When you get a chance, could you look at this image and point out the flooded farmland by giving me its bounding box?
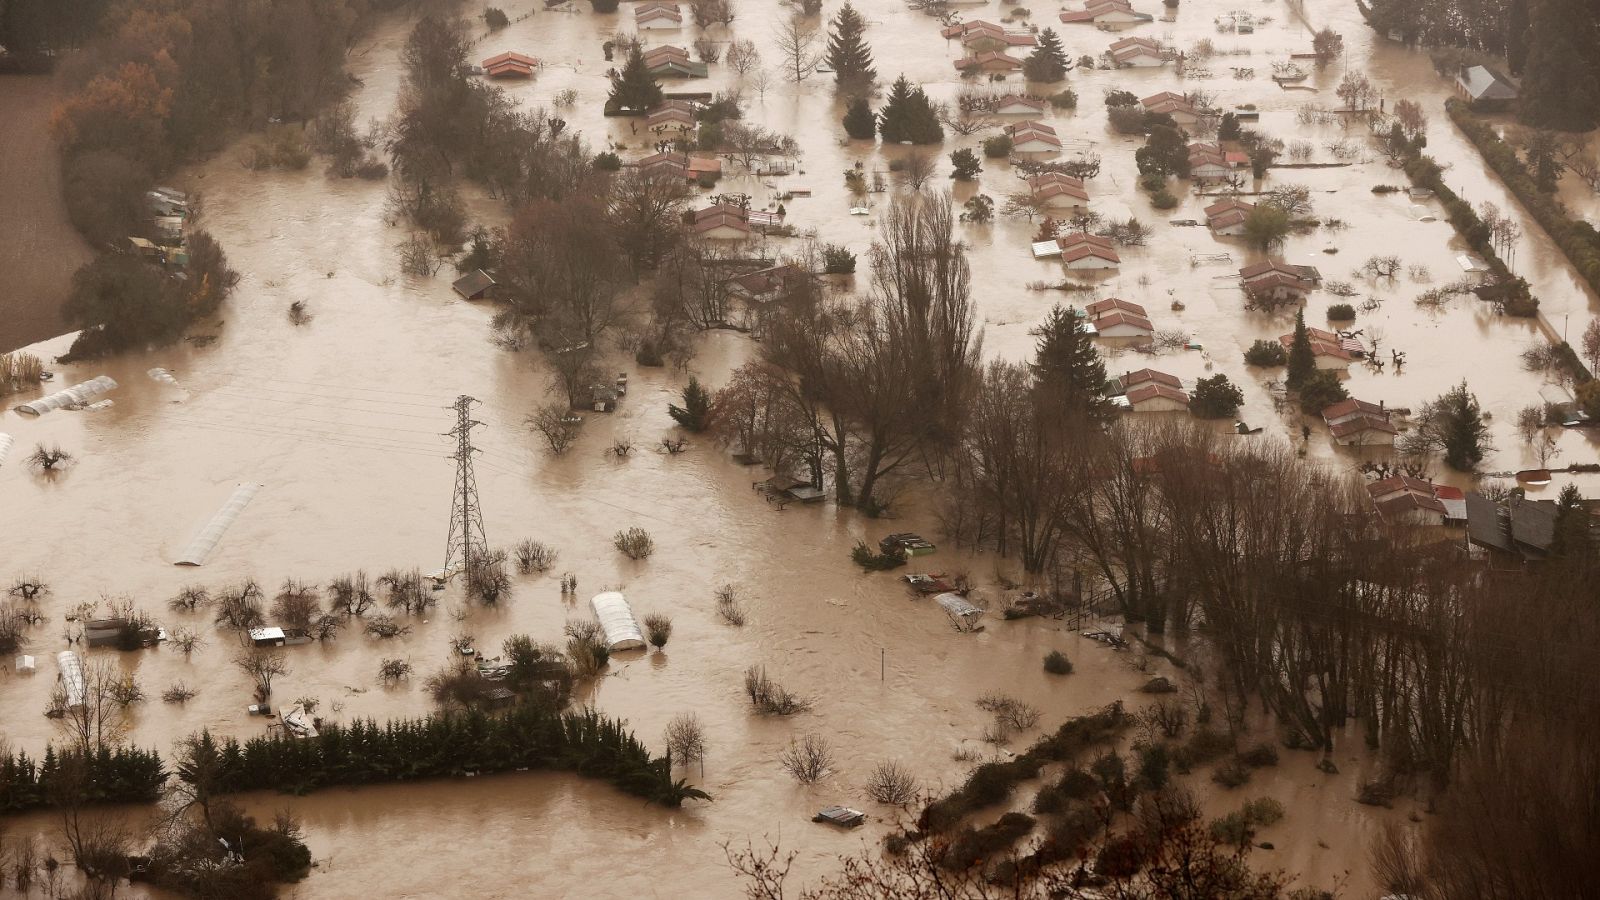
[2,0,1597,895]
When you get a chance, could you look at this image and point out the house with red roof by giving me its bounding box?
[1005,120,1062,154]
[1028,173,1090,213]
[942,20,1038,52]
[1060,0,1153,26]
[1204,198,1254,235]
[955,51,1025,75]
[482,51,538,78]
[1241,260,1321,302]
[1108,36,1166,67]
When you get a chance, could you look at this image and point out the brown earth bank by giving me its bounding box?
[0,75,92,354]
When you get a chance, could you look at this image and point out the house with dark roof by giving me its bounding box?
[452,269,496,301]
[1466,493,1557,566]
[643,46,708,78]
[1204,198,1254,235]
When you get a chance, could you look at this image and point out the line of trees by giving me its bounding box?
[0,744,166,812]
[175,705,709,806]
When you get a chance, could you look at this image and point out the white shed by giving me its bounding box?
[57,651,86,707]
[0,432,12,467]
[590,591,648,651]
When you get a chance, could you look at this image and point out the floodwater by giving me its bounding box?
[2,0,1594,895]
[0,76,93,354]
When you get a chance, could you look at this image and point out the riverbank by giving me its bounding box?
[0,75,92,354]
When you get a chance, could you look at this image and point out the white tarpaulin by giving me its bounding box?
[57,651,86,706]
[14,375,118,416]
[589,591,647,651]
[176,483,262,566]
[935,592,986,630]
[0,432,12,467]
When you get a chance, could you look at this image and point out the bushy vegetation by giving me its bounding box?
[0,745,166,812]
[614,527,655,560]
[177,706,708,806]
[1244,339,1287,367]
[1043,650,1073,674]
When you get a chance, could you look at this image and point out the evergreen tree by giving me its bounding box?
[608,46,663,113]
[1217,112,1241,142]
[1434,380,1490,471]
[1519,0,1600,131]
[1029,304,1111,419]
[842,96,877,139]
[825,2,875,86]
[668,377,712,431]
[1552,484,1590,557]
[1286,309,1314,389]
[1023,28,1068,82]
[1190,374,1243,419]
[878,75,943,144]
[1524,130,1563,192]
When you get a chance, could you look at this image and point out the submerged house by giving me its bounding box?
[1204,198,1254,235]
[1005,120,1062,154]
[1241,260,1321,302]
[1466,493,1557,566]
[1028,172,1090,213]
[482,51,538,78]
[1108,36,1166,67]
[452,269,496,300]
[645,102,697,136]
[1059,0,1153,26]
[1055,232,1121,269]
[1279,325,1357,370]
[1141,91,1200,127]
[942,20,1037,52]
[1455,65,1517,106]
[1085,298,1153,342]
[993,94,1048,115]
[643,46,708,78]
[954,51,1025,75]
[634,1,683,29]
[1126,382,1190,412]
[1367,476,1449,526]
[638,150,721,182]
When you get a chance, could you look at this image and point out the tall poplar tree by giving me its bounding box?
[1286,309,1314,389]
[825,1,875,87]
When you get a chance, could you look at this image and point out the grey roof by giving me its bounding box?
[1465,493,1513,552]
[1458,66,1517,101]
[452,269,496,299]
[1509,496,1556,553]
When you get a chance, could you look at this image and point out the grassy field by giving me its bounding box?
[0,75,92,353]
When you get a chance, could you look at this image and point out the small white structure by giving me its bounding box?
[590,591,648,651]
[0,432,12,467]
[14,375,118,416]
[934,593,985,631]
[176,483,262,566]
[15,655,36,674]
[278,703,320,738]
[249,626,288,647]
[57,651,87,707]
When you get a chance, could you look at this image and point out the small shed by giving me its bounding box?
[814,806,866,827]
[249,626,288,648]
[590,591,648,651]
[452,269,496,300]
[57,651,86,707]
[15,655,36,674]
[934,593,986,630]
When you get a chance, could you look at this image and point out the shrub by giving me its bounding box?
[589,0,619,11]
[982,134,1013,159]
[715,584,748,626]
[1173,728,1232,772]
[779,733,833,783]
[614,527,655,560]
[1296,368,1349,414]
[744,666,810,714]
[1244,339,1287,367]
[514,539,557,574]
[1048,88,1077,109]
[851,541,907,570]
[822,243,857,274]
[643,613,673,649]
[1189,374,1243,419]
[1043,650,1073,674]
[1238,743,1279,768]
[1108,105,1147,134]
[1212,758,1251,788]
[866,760,919,805]
[950,148,981,180]
[943,813,1036,870]
[1150,189,1179,210]
[1031,767,1096,813]
[1136,742,1171,791]
[1326,302,1356,321]
[379,658,413,683]
[483,7,509,29]
[594,151,622,171]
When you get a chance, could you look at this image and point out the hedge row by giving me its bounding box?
[0,745,167,813]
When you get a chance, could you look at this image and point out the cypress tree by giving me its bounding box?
[1286,309,1314,389]
[842,96,877,139]
[1023,28,1068,82]
[825,1,876,86]
[608,46,664,113]
[1436,380,1489,471]
[878,75,943,144]
[1519,0,1600,131]
[1030,304,1112,419]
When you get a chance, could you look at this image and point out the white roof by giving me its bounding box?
[1458,66,1516,101]
[590,591,647,651]
[176,483,262,566]
[250,626,287,642]
[934,592,985,625]
[13,375,118,416]
[57,651,86,707]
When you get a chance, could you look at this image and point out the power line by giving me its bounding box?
[443,395,488,573]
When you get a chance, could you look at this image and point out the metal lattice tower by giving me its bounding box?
[443,395,487,572]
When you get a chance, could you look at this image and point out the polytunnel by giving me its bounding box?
[589,591,647,651]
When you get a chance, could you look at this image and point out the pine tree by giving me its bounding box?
[842,96,877,139]
[1286,309,1314,389]
[825,1,875,86]
[608,46,664,113]
[1552,484,1590,556]
[668,377,712,431]
[1023,28,1068,82]
[878,75,943,144]
[1519,0,1600,131]
[1030,304,1111,419]
[1435,380,1489,471]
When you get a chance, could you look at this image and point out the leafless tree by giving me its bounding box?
[774,17,820,82]
[52,658,130,753]
[379,658,413,683]
[865,759,918,805]
[328,571,376,617]
[270,579,321,631]
[466,549,512,605]
[214,579,266,631]
[234,648,289,702]
[25,444,73,472]
[665,712,708,771]
[900,151,937,191]
[529,403,583,453]
[726,39,761,75]
[778,732,834,783]
[378,568,433,615]
[690,0,735,27]
[514,539,558,573]
[168,585,210,613]
[1336,72,1376,111]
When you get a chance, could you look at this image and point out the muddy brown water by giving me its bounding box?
[2,0,1593,895]
[0,76,93,354]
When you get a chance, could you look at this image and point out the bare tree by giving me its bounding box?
[726,39,761,75]
[25,444,73,472]
[234,648,289,702]
[466,549,512,604]
[328,571,376,617]
[778,732,834,782]
[899,151,937,191]
[52,658,130,753]
[774,17,820,82]
[270,579,321,631]
[529,403,582,453]
[865,759,918,805]
[665,712,708,772]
